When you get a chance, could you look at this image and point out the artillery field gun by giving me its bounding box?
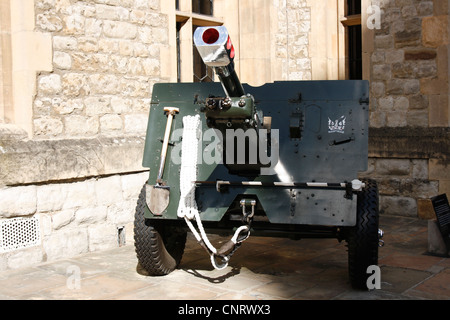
[134,26,383,289]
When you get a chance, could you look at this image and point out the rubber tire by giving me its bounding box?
[347,179,379,290]
[134,184,187,276]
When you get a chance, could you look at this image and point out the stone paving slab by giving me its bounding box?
[0,215,448,300]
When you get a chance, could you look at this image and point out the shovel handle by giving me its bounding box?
[157,107,179,182]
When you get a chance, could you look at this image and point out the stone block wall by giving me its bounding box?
[33,0,167,139]
[0,0,165,270]
[360,158,439,217]
[367,0,449,218]
[370,0,447,128]
[0,172,147,270]
[273,0,312,81]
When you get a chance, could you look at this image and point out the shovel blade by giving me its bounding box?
[146,184,170,215]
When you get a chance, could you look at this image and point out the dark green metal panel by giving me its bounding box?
[142,80,369,226]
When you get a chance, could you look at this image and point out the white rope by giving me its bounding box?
[231,226,250,243]
[210,254,229,270]
[177,115,201,220]
[177,115,251,270]
[177,115,219,255]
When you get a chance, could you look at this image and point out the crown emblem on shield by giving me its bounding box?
[328,116,346,134]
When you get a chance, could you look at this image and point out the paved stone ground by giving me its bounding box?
[0,215,448,300]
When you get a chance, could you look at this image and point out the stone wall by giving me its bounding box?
[0,0,168,270]
[33,0,167,139]
[370,0,447,128]
[0,172,147,270]
[273,0,312,81]
[360,156,439,217]
[367,0,449,218]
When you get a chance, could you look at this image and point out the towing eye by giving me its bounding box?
[201,199,255,270]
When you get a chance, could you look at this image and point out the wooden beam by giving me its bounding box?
[340,14,361,27]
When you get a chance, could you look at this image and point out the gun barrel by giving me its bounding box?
[194,26,245,97]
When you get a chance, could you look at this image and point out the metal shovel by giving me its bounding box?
[146,107,179,215]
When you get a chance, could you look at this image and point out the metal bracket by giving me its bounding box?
[345,182,353,199]
[240,198,256,223]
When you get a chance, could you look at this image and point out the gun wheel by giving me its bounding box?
[134,184,187,276]
[347,179,379,290]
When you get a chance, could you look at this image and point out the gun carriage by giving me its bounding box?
[134,26,383,289]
